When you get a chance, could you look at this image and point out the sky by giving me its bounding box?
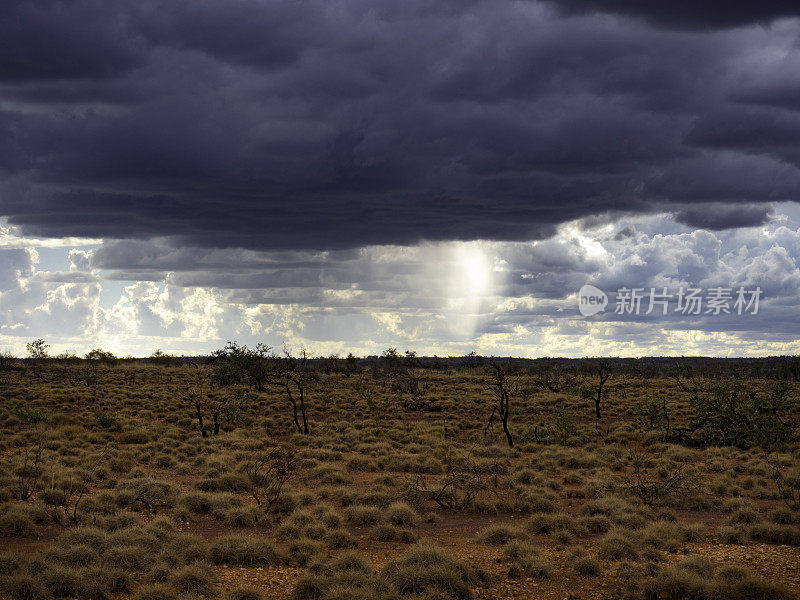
[1,0,799,358]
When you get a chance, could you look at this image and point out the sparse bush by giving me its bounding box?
[0,511,36,538]
[293,552,386,600]
[370,522,419,543]
[116,478,178,514]
[768,455,800,511]
[287,538,323,567]
[168,563,216,596]
[210,535,285,567]
[384,501,418,527]
[382,543,491,599]
[476,525,523,545]
[717,526,748,545]
[748,523,800,546]
[502,540,551,578]
[133,583,175,600]
[618,450,701,506]
[345,505,381,526]
[598,530,640,560]
[402,447,504,510]
[567,549,602,576]
[226,587,263,600]
[240,444,299,511]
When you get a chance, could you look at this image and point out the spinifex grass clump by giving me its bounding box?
[381,543,492,600]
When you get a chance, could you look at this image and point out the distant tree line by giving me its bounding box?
[3,338,798,450]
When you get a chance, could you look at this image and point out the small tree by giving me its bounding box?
[0,350,15,368]
[529,404,577,445]
[149,348,181,366]
[268,350,318,435]
[26,339,49,360]
[581,358,614,420]
[783,356,800,382]
[483,360,522,448]
[184,376,251,437]
[533,361,575,393]
[345,352,360,377]
[632,396,672,442]
[85,348,117,364]
[211,342,271,392]
[381,347,402,373]
[459,351,484,370]
[670,359,704,394]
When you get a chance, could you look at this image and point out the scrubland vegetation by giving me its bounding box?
[1,345,799,599]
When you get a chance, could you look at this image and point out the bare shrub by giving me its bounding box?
[402,446,507,510]
[617,450,702,506]
[239,444,298,512]
[768,454,800,511]
[12,439,44,501]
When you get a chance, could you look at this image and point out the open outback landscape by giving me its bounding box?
[4,1,800,599]
[1,347,799,600]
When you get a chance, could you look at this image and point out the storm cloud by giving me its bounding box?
[1,1,800,357]
[0,0,798,255]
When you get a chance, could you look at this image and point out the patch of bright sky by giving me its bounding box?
[98,279,129,310]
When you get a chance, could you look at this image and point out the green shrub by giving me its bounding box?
[689,380,797,449]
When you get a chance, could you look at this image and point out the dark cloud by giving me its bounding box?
[0,0,144,82]
[685,109,800,150]
[733,83,800,113]
[674,204,773,231]
[0,0,798,254]
[614,226,636,240]
[543,0,800,30]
